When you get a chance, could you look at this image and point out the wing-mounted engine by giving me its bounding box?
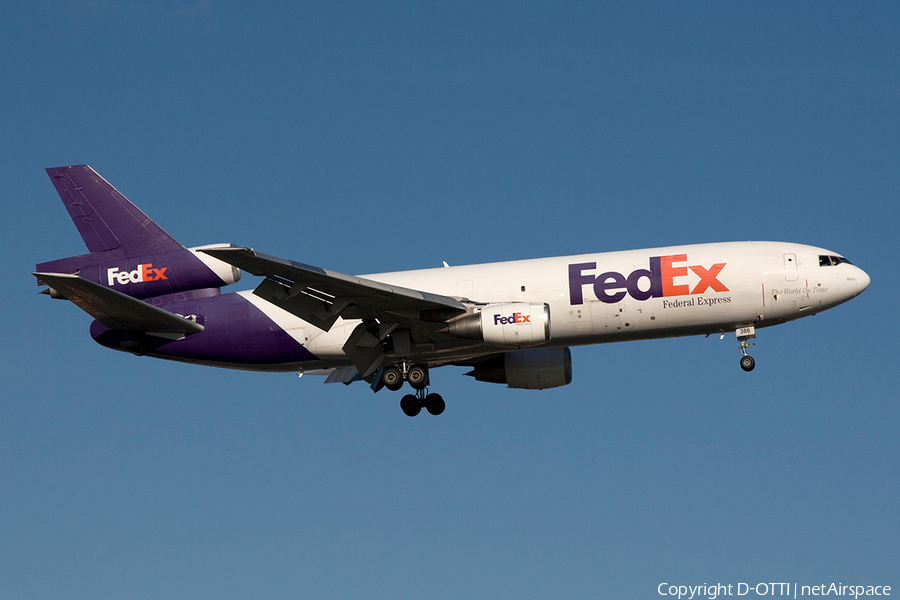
[466,347,572,389]
[447,302,550,348]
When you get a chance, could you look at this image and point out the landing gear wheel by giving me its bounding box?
[424,393,445,416]
[406,365,428,390]
[400,394,421,417]
[382,367,404,391]
[736,326,757,372]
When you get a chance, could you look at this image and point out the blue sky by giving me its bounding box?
[2,2,898,598]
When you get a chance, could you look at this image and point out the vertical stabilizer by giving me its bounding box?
[46,165,184,256]
[37,166,239,299]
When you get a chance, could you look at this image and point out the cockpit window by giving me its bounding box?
[819,255,853,267]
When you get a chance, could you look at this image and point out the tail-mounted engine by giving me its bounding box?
[447,302,550,348]
[36,243,241,300]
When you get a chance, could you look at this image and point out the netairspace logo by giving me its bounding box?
[657,582,891,599]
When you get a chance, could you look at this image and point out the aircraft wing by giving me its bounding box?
[33,272,204,335]
[201,247,467,331]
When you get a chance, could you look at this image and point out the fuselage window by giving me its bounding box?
[820,255,853,267]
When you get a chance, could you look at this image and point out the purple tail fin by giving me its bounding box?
[46,165,184,255]
[36,166,240,300]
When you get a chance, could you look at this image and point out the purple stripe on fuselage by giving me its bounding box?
[90,290,317,367]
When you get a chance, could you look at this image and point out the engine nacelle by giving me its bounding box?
[448,302,550,348]
[37,243,243,301]
[467,347,572,390]
[189,244,242,286]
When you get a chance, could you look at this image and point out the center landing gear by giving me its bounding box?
[737,325,756,372]
[400,389,445,417]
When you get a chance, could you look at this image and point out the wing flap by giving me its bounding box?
[323,366,364,384]
[202,247,466,330]
[34,272,204,335]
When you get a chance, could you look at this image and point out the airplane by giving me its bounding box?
[34,165,870,416]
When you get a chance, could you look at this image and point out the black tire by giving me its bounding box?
[425,393,445,416]
[407,365,428,390]
[740,355,756,372]
[382,367,403,391]
[400,394,421,417]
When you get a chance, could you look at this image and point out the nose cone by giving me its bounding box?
[855,267,871,296]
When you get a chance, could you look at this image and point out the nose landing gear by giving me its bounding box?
[737,326,756,372]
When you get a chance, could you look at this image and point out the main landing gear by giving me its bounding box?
[381,362,445,417]
[737,326,756,372]
[400,389,446,417]
[381,364,427,391]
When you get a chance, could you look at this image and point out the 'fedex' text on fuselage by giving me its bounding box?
[107,264,168,286]
[568,254,728,305]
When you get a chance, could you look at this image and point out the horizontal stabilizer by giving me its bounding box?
[34,272,204,335]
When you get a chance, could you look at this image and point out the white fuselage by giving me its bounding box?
[243,241,869,370]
